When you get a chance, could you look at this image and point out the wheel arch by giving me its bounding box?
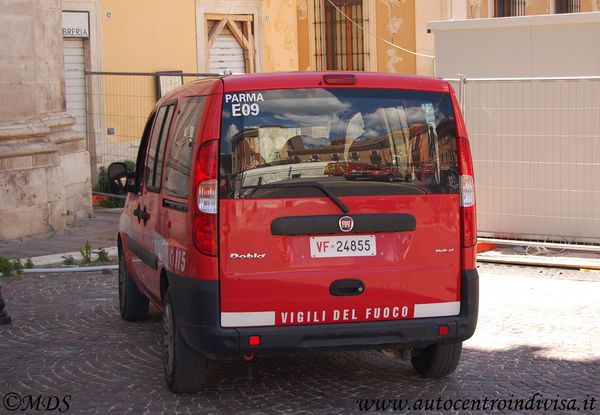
[160,267,170,305]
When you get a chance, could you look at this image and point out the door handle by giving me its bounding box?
[330,279,365,296]
[140,206,150,225]
[134,204,142,223]
[134,204,150,226]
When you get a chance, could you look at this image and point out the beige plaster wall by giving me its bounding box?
[526,0,550,15]
[415,0,445,76]
[262,0,299,72]
[467,0,490,18]
[102,0,198,72]
[582,0,600,11]
[95,0,199,181]
[296,0,311,71]
[376,0,416,74]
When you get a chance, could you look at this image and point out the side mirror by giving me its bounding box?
[108,162,131,194]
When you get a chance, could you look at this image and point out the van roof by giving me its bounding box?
[222,72,451,93]
[156,72,452,109]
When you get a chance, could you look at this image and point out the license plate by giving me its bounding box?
[310,235,377,258]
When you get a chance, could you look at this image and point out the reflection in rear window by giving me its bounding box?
[219,88,459,199]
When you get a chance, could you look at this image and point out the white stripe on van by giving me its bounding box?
[153,231,168,267]
[119,213,132,237]
[221,311,276,327]
[413,301,460,318]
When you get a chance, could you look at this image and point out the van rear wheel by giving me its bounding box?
[163,288,207,393]
[411,341,462,377]
[118,248,149,321]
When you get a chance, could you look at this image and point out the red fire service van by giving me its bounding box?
[108,72,478,393]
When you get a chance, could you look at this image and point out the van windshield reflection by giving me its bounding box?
[220,88,459,199]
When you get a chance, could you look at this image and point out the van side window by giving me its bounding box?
[145,103,176,192]
[165,96,206,198]
[133,112,156,194]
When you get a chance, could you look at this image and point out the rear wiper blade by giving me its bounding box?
[241,181,349,214]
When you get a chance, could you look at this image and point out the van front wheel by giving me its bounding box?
[410,341,462,377]
[162,288,207,393]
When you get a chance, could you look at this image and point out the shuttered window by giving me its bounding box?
[313,0,367,71]
[206,15,255,74]
[208,21,246,74]
[495,0,525,16]
[63,39,86,134]
[556,0,580,13]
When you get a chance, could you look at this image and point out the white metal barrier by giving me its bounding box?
[448,76,600,246]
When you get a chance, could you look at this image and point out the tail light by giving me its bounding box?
[193,140,219,256]
[457,137,477,248]
[323,74,357,85]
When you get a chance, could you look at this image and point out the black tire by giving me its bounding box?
[118,247,149,321]
[163,288,207,393]
[411,341,462,377]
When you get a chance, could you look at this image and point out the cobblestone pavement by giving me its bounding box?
[0,263,598,414]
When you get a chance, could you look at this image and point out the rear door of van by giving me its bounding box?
[218,77,462,328]
[162,96,208,283]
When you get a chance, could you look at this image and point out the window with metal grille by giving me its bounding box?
[556,0,580,13]
[313,0,367,71]
[495,0,525,16]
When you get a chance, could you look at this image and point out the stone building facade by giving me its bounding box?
[0,0,92,241]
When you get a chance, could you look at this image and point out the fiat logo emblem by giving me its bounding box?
[339,216,354,232]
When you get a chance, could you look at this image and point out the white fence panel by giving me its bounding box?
[455,77,600,245]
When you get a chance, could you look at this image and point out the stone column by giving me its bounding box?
[0,0,92,241]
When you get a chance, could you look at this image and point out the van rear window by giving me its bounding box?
[219,88,459,199]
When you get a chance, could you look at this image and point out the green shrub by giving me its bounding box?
[0,257,23,277]
[62,255,77,266]
[0,257,13,277]
[95,248,110,263]
[80,240,92,263]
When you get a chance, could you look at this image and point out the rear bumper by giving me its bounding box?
[167,269,478,359]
